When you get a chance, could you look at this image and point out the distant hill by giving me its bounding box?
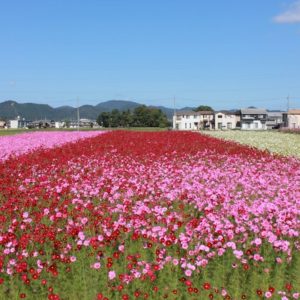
[0,99,189,121]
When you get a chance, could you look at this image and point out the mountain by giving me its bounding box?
[96,100,141,112]
[0,100,181,121]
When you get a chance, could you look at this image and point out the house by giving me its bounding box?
[266,111,285,129]
[173,110,214,130]
[283,109,300,129]
[214,111,240,130]
[27,120,52,129]
[9,120,20,129]
[240,108,268,130]
[0,120,6,128]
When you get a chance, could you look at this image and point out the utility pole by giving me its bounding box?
[76,97,80,131]
[287,94,290,112]
[173,96,177,115]
[173,96,176,130]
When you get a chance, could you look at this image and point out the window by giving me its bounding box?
[186,115,190,119]
[185,123,187,129]
[218,115,222,118]
[227,122,232,129]
[218,122,222,129]
[189,123,192,129]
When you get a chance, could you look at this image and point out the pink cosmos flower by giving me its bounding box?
[265,291,272,298]
[108,270,116,280]
[184,269,192,277]
[92,262,101,269]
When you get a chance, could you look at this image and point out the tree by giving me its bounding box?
[120,110,132,127]
[96,106,169,128]
[194,105,214,112]
[97,112,110,127]
[110,109,121,127]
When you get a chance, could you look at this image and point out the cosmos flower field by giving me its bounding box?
[0,131,299,300]
[203,131,300,159]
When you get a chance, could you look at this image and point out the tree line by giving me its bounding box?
[96,105,170,128]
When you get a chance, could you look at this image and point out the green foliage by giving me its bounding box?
[194,105,214,112]
[96,106,169,128]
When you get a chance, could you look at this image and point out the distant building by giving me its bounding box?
[55,121,64,129]
[173,110,214,130]
[240,108,268,130]
[266,111,285,129]
[283,109,300,129]
[9,120,20,129]
[79,118,97,128]
[214,111,240,130]
[27,120,52,129]
[0,120,6,128]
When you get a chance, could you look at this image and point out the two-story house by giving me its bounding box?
[173,110,214,130]
[266,111,285,129]
[240,108,268,130]
[214,111,241,130]
[283,109,300,129]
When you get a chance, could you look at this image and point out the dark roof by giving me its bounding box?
[176,110,214,116]
[241,108,267,115]
[216,110,240,115]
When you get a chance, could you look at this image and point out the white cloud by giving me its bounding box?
[273,1,300,23]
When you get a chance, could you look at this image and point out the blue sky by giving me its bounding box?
[0,0,300,110]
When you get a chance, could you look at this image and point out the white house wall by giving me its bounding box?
[173,115,213,130]
[288,115,300,128]
[215,114,239,129]
[241,121,267,130]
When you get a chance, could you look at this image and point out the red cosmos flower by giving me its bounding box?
[19,294,26,299]
[203,282,211,290]
[166,240,172,246]
[188,287,194,293]
[209,294,214,299]
[97,293,103,299]
[0,278,4,284]
[285,283,292,291]
[243,264,250,270]
[153,286,158,292]
[41,279,47,285]
[106,262,113,268]
[121,295,129,300]
[185,280,192,287]
[256,289,263,296]
[268,286,275,293]
[48,294,60,300]
[134,290,140,298]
